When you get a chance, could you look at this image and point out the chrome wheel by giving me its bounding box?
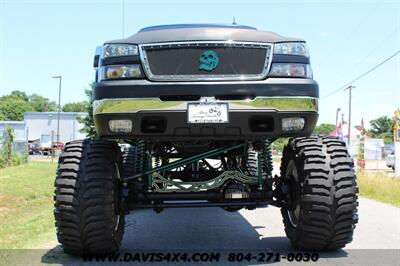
[114,163,121,232]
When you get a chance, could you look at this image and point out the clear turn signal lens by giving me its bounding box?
[100,64,143,81]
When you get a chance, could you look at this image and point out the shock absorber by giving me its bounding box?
[263,140,273,178]
[136,140,148,174]
[135,140,153,191]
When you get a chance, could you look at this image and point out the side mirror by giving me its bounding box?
[93,46,102,69]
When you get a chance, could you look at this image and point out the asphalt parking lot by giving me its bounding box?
[17,157,398,265]
[21,196,394,266]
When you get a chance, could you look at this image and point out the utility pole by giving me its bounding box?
[345,85,355,145]
[52,75,62,145]
[336,107,341,126]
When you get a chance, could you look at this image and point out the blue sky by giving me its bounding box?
[1,0,399,128]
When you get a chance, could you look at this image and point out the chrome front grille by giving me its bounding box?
[139,41,273,81]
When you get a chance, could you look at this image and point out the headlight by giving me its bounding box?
[99,64,143,80]
[269,63,312,78]
[274,42,309,57]
[102,44,139,58]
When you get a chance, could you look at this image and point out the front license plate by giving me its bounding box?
[187,103,229,123]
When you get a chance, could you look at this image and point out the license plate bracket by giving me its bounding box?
[187,103,229,124]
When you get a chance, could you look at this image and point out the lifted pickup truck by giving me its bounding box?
[54,24,358,255]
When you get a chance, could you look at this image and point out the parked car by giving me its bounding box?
[40,134,52,155]
[386,151,395,170]
[52,142,65,151]
[28,143,41,155]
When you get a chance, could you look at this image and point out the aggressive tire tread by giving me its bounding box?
[281,136,358,250]
[54,139,124,255]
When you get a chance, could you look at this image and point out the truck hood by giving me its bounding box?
[106,24,304,44]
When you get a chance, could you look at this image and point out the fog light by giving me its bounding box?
[109,120,132,133]
[282,117,305,132]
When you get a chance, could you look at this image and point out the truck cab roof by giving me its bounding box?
[106,23,303,44]
[139,24,257,32]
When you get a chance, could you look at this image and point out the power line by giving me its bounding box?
[122,0,125,38]
[349,27,400,72]
[316,0,383,65]
[321,49,400,100]
[319,27,400,92]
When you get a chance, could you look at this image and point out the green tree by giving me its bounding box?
[62,101,88,112]
[0,91,57,120]
[0,125,28,168]
[313,123,336,135]
[369,116,393,135]
[10,90,29,102]
[272,138,288,153]
[29,94,57,112]
[0,96,33,120]
[0,112,7,121]
[368,116,394,143]
[77,82,97,138]
[0,126,14,167]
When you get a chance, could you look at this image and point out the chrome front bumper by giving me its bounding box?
[93,97,318,115]
[93,96,318,140]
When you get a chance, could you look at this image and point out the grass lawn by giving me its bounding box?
[357,171,400,207]
[0,162,57,249]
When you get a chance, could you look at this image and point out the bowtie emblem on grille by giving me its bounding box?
[199,50,219,71]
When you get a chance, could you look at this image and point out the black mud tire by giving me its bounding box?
[54,139,125,255]
[280,136,358,250]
